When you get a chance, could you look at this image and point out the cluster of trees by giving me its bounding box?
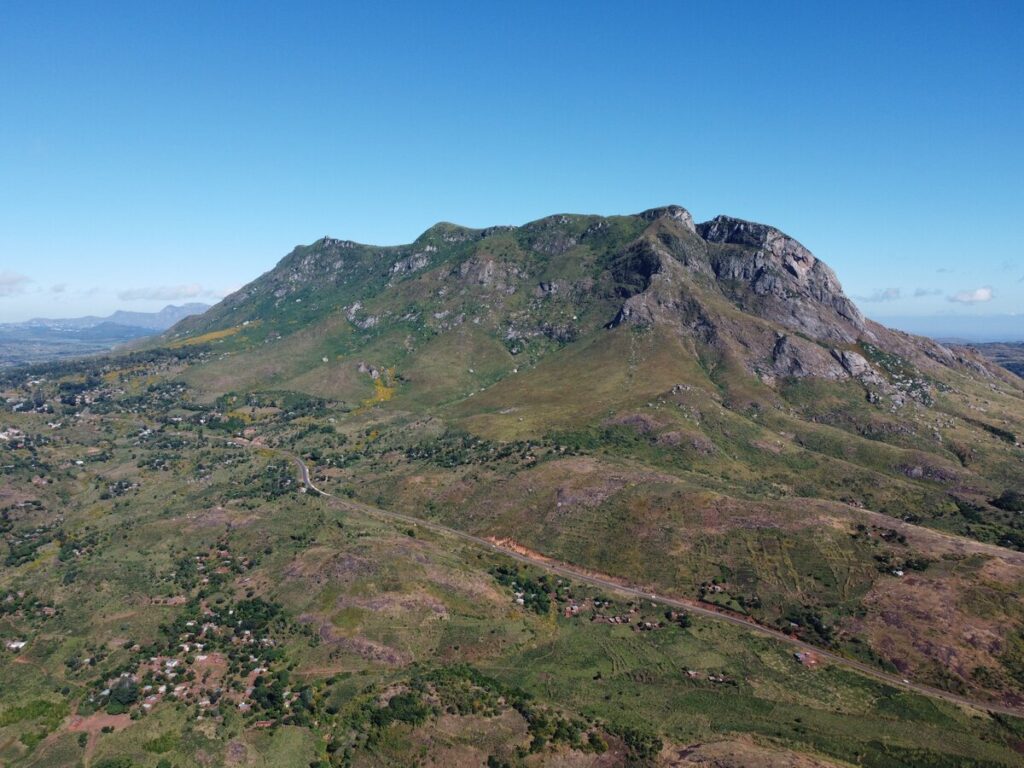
[57,529,98,562]
[4,526,55,567]
[242,462,296,500]
[783,607,834,645]
[404,430,538,468]
[323,665,649,766]
[490,565,552,615]
[105,677,140,715]
[0,589,54,617]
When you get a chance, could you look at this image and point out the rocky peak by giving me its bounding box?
[695,215,867,343]
[697,216,821,280]
[314,236,359,250]
[416,222,483,245]
[176,201,1011,399]
[637,205,696,233]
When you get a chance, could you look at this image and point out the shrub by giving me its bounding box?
[992,490,1024,512]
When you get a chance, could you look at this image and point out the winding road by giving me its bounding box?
[285,452,1024,719]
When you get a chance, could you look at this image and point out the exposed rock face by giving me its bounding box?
[833,350,874,379]
[453,256,524,294]
[771,335,846,380]
[389,247,434,278]
[832,348,891,392]
[638,205,697,233]
[697,216,868,343]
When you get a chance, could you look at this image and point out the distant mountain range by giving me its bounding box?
[0,303,210,366]
[874,314,1023,344]
[11,302,212,332]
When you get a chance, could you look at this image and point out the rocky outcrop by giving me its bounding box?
[698,216,868,343]
[389,247,435,279]
[637,205,697,233]
[770,334,846,380]
[452,256,525,294]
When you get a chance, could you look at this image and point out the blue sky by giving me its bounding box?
[1,2,1021,337]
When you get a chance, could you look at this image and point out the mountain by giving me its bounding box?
[161,204,1024,689]
[0,303,211,367]
[3,206,1024,767]
[17,302,212,332]
[170,205,1010,408]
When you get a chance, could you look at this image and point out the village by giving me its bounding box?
[80,542,306,727]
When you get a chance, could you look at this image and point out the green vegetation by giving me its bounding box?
[2,208,1023,766]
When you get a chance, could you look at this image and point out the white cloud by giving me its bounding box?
[50,283,67,294]
[117,283,209,301]
[913,288,942,297]
[862,287,901,302]
[0,271,31,297]
[948,287,994,304]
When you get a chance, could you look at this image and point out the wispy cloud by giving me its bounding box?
[117,283,211,301]
[913,288,942,297]
[861,287,901,302]
[948,287,994,304]
[50,283,67,294]
[0,271,31,297]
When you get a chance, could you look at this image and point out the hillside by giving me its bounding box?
[1,206,1023,767]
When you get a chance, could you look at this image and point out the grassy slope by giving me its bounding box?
[164,259,1024,707]
[2,399,1024,767]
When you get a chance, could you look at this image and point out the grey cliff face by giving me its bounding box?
[637,205,697,233]
[696,215,867,343]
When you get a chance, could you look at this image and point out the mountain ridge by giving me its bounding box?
[13,302,211,332]
[168,204,1012,406]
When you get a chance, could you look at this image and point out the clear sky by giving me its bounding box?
[1,1,1021,337]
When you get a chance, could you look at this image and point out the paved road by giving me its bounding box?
[286,453,1024,719]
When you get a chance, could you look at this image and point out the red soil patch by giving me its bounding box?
[66,712,131,733]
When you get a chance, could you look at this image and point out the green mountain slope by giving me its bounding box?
[2,205,1024,766]
[165,206,1024,697]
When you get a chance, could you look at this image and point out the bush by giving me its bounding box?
[992,490,1024,512]
[371,692,431,728]
[94,758,133,768]
[143,732,177,753]
[608,724,662,762]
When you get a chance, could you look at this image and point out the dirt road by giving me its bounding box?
[288,453,1024,719]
